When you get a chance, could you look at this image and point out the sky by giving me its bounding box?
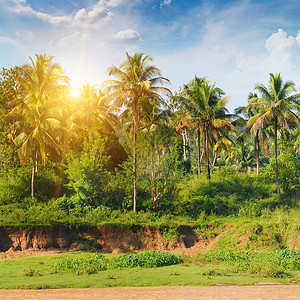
[1,0,300,112]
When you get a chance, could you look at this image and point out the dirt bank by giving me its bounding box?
[0,224,299,259]
[0,225,230,257]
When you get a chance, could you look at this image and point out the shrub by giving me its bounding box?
[173,169,277,218]
[0,167,31,204]
[197,249,300,278]
[110,251,183,268]
[261,151,300,192]
[21,267,42,277]
[50,254,108,275]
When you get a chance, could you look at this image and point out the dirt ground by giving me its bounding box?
[0,285,300,300]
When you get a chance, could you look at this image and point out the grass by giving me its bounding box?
[0,251,299,289]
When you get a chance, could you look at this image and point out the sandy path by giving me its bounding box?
[0,285,300,300]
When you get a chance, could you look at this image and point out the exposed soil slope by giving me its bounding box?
[0,224,299,259]
[0,225,230,257]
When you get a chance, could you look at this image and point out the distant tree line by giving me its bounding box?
[0,53,299,213]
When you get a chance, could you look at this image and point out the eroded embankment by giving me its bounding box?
[0,223,299,258]
[0,225,231,256]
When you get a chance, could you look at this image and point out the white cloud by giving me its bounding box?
[9,0,113,27]
[154,27,300,112]
[113,29,143,44]
[160,0,172,9]
[265,28,299,53]
[262,29,300,77]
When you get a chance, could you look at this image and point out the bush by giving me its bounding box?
[197,249,300,278]
[21,267,42,277]
[0,167,31,204]
[50,254,108,275]
[261,151,300,192]
[64,139,109,208]
[173,169,277,218]
[110,251,183,268]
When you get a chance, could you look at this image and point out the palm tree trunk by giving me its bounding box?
[255,130,260,175]
[186,129,191,174]
[204,126,210,181]
[31,159,35,200]
[274,117,281,200]
[200,149,204,165]
[197,129,201,175]
[151,151,155,210]
[211,153,217,174]
[207,156,211,181]
[133,100,140,212]
[133,126,137,212]
[182,132,187,161]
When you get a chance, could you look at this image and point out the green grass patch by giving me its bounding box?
[0,250,299,289]
[196,249,300,278]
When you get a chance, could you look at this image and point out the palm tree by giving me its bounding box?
[176,76,234,180]
[173,79,208,175]
[103,52,171,211]
[9,54,69,199]
[247,73,300,199]
[138,97,174,209]
[212,135,233,172]
[70,84,119,131]
[236,92,269,175]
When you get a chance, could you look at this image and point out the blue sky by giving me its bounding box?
[1,0,300,111]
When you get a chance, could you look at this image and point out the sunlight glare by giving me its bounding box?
[70,86,81,99]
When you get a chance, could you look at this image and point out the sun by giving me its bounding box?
[70,87,81,99]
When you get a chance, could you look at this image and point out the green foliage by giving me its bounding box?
[50,254,108,275]
[110,251,183,269]
[3,251,300,289]
[34,165,65,201]
[162,226,179,243]
[137,133,181,211]
[201,269,223,276]
[21,267,42,277]
[261,149,300,192]
[0,200,70,226]
[0,167,31,204]
[0,164,65,204]
[64,133,110,208]
[174,168,278,218]
[49,251,182,276]
[106,158,134,210]
[197,249,300,278]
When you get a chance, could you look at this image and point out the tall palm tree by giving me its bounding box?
[236,92,269,175]
[247,73,300,199]
[174,115,193,173]
[173,78,208,175]
[9,54,69,199]
[138,97,174,209]
[176,76,234,180]
[103,52,171,212]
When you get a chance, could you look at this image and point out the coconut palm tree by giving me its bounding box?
[70,84,120,135]
[9,54,69,199]
[236,92,269,175]
[173,78,208,175]
[103,52,171,212]
[247,73,300,199]
[176,76,234,180]
[137,97,174,209]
